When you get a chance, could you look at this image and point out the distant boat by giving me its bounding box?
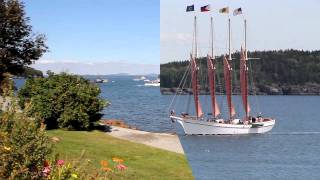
[145,79,160,87]
[133,76,146,81]
[95,78,108,83]
[169,16,275,135]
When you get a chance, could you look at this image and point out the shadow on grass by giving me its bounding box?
[88,123,112,132]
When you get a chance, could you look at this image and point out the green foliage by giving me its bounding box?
[17,66,43,78]
[0,0,47,86]
[160,50,320,93]
[18,73,107,130]
[0,100,52,179]
[0,73,14,96]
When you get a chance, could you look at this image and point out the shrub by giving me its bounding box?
[0,101,52,179]
[18,73,107,130]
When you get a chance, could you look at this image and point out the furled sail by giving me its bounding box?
[240,47,250,119]
[207,55,220,118]
[223,55,236,118]
[191,55,203,118]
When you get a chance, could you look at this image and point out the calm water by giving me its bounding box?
[15,77,320,179]
[93,76,174,132]
[175,96,320,180]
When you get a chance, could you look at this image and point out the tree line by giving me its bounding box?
[160,50,320,95]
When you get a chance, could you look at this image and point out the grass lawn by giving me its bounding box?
[47,130,194,180]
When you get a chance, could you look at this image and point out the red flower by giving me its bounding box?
[57,159,65,166]
[116,164,127,170]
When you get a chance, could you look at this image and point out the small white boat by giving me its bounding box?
[133,76,146,81]
[169,16,275,135]
[144,79,160,87]
[95,78,108,83]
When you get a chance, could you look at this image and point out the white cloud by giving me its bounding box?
[31,60,159,75]
[161,32,192,44]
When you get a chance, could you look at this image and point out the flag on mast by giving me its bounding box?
[233,8,242,16]
[186,5,195,12]
[219,7,229,14]
[200,5,210,12]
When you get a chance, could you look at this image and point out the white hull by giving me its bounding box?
[171,116,275,135]
[144,83,160,87]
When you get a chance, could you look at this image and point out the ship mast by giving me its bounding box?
[240,19,250,122]
[244,19,248,60]
[210,17,214,57]
[228,18,231,60]
[191,16,203,119]
[223,18,236,120]
[207,17,220,118]
[194,16,198,58]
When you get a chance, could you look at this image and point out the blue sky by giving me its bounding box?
[25,0,159,65]
[161,0,320,62]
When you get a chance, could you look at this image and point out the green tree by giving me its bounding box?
[0,0,47,92]
[18,73,107,130]
[160,50,320,94]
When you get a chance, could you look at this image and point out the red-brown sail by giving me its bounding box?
[207,55,220,118]
[240,48,250,120]
[191,55,203,118]
[223,55,236,119]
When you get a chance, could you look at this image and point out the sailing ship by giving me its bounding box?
[169,15,275,135]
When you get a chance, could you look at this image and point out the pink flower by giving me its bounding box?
[42,166,51,177]
[116,164,127,170]
[57,159,65,166]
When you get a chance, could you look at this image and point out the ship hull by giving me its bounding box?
[171,116,275,135]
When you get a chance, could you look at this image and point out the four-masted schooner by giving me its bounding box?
[169,14,275,135]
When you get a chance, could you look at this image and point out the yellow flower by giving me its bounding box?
[4,146,11,151]
[112,157,124,163]
[71,173,78,179]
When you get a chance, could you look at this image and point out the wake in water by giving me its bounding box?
[269,132,320,135]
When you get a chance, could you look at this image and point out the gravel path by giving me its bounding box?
[107,126,184,154]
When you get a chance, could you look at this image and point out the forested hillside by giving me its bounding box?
[160,50,320,95]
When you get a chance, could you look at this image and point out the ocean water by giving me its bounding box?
[14,77,320,179]
[92,76,174,132]
[174,96,320,180]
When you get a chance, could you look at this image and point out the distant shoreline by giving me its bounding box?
[160,84,320,95]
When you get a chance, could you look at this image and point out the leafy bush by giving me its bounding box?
[0,101,52,179]
[0,73,14,96]
[18,73,107,130]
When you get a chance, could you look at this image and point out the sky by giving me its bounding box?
[24,0,159,74]
[161,0,320,63]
